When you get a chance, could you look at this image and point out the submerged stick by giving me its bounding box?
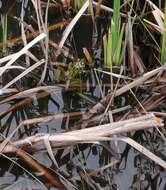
[0,22,67,50]
[16,148,68,190]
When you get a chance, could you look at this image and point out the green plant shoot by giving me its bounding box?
[103,0,124,68]
[161,1,166,64]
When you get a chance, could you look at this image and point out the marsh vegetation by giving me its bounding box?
[0,0,166,189]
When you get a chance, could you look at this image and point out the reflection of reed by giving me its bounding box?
[0,0,17,16]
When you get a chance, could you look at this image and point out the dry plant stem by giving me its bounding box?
[16,148,67,190]
[0,51,39,65]
[40,1,62,8]
[101,68,124,124]
[83,48,93,64]
[0,54,16,65]
[133,49,145,73]
[65,114,162,137]
[2,114,165,169]
[127,15,135,75]
[21,112,81,126]
[95,0,103,16]
[0,83,91,118]
[0,86,62,105]
[0,84,84,118]
[87,160,119,177]
[1,114,163,154]
[0,33,46,77]
[0,91,50,118]
[0,82,86,106]
[0,88,18,94]
[92,1,127,18]
[95,69,132,79]
[143,19,162,34]
[0,22,67,48]
[140,94,165,111]
[31,0,45,55]
[39,0,50,83]
[152,10,164,30]
[119,137,166,169]
[114,66,164,96]
[146,0,164,18]
[58,0,89,49]
[0,111,81,153]
[49,39,74,60]
[2,59,45,90]
[81,66,165,121]
[152,111,166,117]
[21,1,29,66]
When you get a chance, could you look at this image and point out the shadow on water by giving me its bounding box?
[0,1,165,189]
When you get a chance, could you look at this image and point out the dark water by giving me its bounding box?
[0,90,165,190]
[0,1,166,190]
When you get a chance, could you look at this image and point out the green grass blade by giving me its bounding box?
[103,0,123,68]
[113,24,125,65]
[161,1,166,64]
[111,19,116,56]
[112,0,120,53]
[113,0,120,31]
[107,26,112,68]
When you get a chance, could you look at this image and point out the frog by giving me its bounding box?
[68,58,86,78]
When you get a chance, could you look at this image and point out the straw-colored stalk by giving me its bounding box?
[2,14,8,52]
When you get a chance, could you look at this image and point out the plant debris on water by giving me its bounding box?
[0,0,166,189]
